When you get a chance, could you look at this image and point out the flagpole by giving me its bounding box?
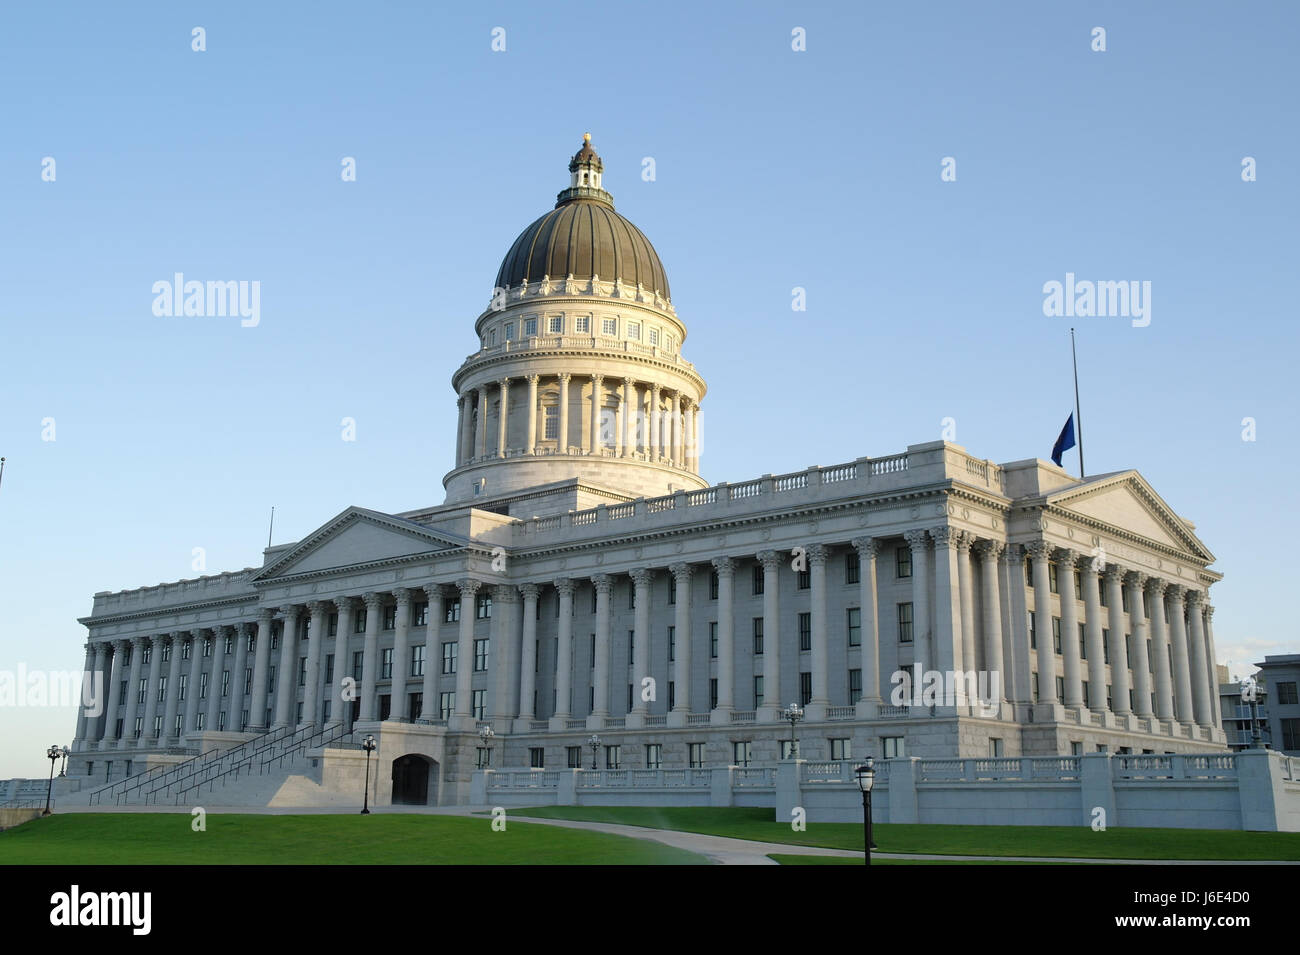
[1071,327,1085,478]
[267,506,275,549]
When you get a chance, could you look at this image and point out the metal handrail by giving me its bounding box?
[148,726,300,803]
[167,724,348,804]
[128,726,293,805]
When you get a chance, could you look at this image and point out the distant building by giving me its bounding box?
[1256,655,1300,755]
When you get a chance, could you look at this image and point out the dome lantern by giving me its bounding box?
[555,132,614,208]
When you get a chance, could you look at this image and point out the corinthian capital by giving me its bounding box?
[552,577,575,597]
[711,556,735,577]
[1022,540,1053,561]
[590,574,613,595]
[930,526,958,549]
[668,562,693,581]
[805,543,828,566]
[976,539,1005,562]
[851,536,880,559]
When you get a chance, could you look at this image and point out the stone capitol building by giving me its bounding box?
[68,136,1228,807]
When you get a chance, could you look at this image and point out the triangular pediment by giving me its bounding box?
[1045,472,1213,562]
[253,507,466,581]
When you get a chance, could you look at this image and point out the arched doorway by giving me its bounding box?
[391,754,436,806]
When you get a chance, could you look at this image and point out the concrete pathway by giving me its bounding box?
[45,803,1299,865]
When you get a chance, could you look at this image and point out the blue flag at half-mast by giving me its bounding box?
[1051,413,1076,467]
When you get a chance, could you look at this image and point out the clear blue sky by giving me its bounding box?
[1,1,1296,777]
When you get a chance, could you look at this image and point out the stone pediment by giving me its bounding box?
[252,508,467,582]
[1044,472,1213,562]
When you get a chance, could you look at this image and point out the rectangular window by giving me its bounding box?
[153,714,163,738]
[798,613,811,651]
[1079,623,1087,659]
[524,317,537,337]
[1121,587,1130,613]
[202,637,212,658]
[1103,629,1111,664]
[883,736,905,758]
[668,681,675,711]
[830,738,852,761]
[627,321,641,340]
[530,747,545,768]
[142,645,152,664]
[575,315,591,334]
[472,689,486,719]
[754,675,764,708]
[668,576,676,604]
[474,639,489,672]
[896,546,912,578]
[476,746,492,769]
[476,594,492,619]
[897,602,913,643]
[799,672,812,706]
[137,678,147,704]
[847,607,861,647]
[157,676,167,703]
[1055,675,1064,701]
[732,741,752,767]
[649,327,660,346]
[990,738,1004,758]
[709,622,718,658]
[604,745,621,769]
[689,742,705,768]
[324,654,334,685]
[504,321,516,340]
[710,678,718,710]
[668,626,675,663]
[1032,671,1040,702]
[133,716,142,738]
[797,568,810,589]
[298,656,308,686]
[411,645,425,678]
[439,692,455,720]
[753,617,764,655]
[544,405,559,439]
[381,647,393,680]
[1100,584,1109,607]
[354,609,367,634]
[1082,680,1089,704]
[601,317,617,336]
[548,315,563,334]
[1052,616,1062,654]
[161,642,172,663]
[567,746,583,769]
[177,673,188,701]
[645,743,662,769]
[413,602,428,627]
[409,692,422,721]
[353,651,364,681]
[1282,719,1300,751]
[752,564,764,595]
[328,613,338,637]
[220,671,229,698]
[1029,611,1037,649]
[445,598,461,623]
[1277,682,1299,705]
[181,639,192,661]
[849,669,862,705]
[382,605,396,630]
[1048,563,1059,594]
[845,550,860,584]
[173,713,183,735]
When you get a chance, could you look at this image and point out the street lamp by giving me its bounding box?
[360,734,376,814]
[782,702,804,759]
[1246,679,1268,749]
[588,734,601,770]
[854,757,877,865]
[43,744,62,815]
[478,725,495,768]
[58,745,70,777]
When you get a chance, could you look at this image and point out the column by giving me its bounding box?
[183,631,205,733]
[88,642,110,743]
[851,538,882,708]
[1147,580,1175,721]
[630,569,653,717]
[712,556,735,716]
[976,541,1006,707]
[455,393,467,465]
[74,643,95,744]
[932,528,965,699]
[119,638,145,749]
[421,586,444,722]
[757,551,782,720]
[621,377,634,457]
[525,375,539,454]
[358,593,382,722]
[205,626,229,731]
[589,374,604,452]
[557,374,571,453]
[454,579,480,721]
[1024,541,1055,707]
[1205,605,1221,728]
[489,585,520,721]
[650,384,662,460]
[1166,584,1194,724]
[552,579,574,723]
[248,610,275,730]
[1001,544,1031,706]
[274,606,301,729]
[229,622,253,732]
[102,641,127,745]
[669,562,693,719]
[1185,591,1212,727]
[388,589,412,721]
[670,394,682,467]
[496,378,510,457]
[162,632,185,740]
[1081,560,1106,711]
[807,544,829,714]
[684,400,696,471]
[475,387,488,458]
[955,533,977,676]
[1055,549,1084,709]
[693,405,702,470]
[332,599,355,728]
[1104,565,1132,717]
[589,574,612,722]
[517,584,540,720]
[139,636,164,745]
[903,530,932,677]
[1126,573,1153,718]
[302,602,328,726]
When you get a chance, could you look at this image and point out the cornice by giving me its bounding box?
[452,345,707,396]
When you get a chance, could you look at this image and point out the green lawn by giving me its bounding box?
[508,807,1300,860]
[768,854,1055,865]
[0,813,708,865]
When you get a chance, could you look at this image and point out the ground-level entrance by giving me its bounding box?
[391,754,437,806]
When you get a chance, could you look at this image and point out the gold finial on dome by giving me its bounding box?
[583,132,591,143]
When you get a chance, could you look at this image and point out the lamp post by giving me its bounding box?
[588,734,601,770]
[782,702,804,759]
[360,734,376,814]
[478,725,495,768]
[43,744,61,815]
[1247,680,1267,749]
[854,757,877,865]
[58,746,70,777]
